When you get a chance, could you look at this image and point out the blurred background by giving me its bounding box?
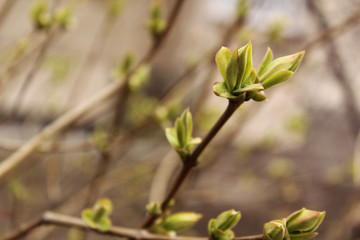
[0,0,360,239]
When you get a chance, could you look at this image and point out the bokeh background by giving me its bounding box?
[0,0,360,239]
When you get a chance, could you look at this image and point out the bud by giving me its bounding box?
[161,212,202,232]
[146,202,162,216]
[165,108,201,162]
[286,208,325,234]
[215,209,241,232]
[147,2,167,37]
[257,48,305,89]
[31,0,52,30]
[54,7,74,30]
[129,64,150,91]
[214,44,263,100]
[107,0,126,18]
[93,199,113,220]
[263,220,288,240]
[81,199,113,232]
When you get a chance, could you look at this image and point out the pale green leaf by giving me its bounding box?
[262,70,293,89]
[215,47,233,83]
[165,128,179,148]
[175,118,186,147]
[226,47,239,92]
[213,82,239,99]
[257,47,273,77]
[260,51,304,82]
[247,90,267,102]
[233,83,264,93]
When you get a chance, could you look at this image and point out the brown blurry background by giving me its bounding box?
[0,0,360,239]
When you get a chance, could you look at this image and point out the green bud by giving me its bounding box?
[111,53,136,80]
[215,209,241,232]
[263,220,287,240]
[54,7,74,30]
[236,0,249,20]
[258,50,305,89]
[147,1,167,37]
[146,202,162,216]
[286,208,325,234]
[161,212,202,232]
[129,64,150,91]
[93,199,113,219]
[90,129,109,152]
[31,0,52,30]
[81,199,113,232]
[107,0,126,18]
[214,43,263,100]
[165,108,201,162]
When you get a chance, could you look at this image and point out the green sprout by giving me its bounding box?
[81,199,113,232]
[165,108,201,161]
[213,43,304,102]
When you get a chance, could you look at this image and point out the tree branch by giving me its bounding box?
[0,0,187,182]
[141,100,243,228]
[1,211,263,240]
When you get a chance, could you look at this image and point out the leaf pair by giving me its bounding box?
[165,108,201,161]
[257,48,305,89]
[208,210,241,240]
[81,199,113,232]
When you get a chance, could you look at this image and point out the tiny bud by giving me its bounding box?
[54,7,74,30]
[286,208,325,234]
[161,212,202,232]
[146,202,162,216]
[263,220,287,240]
[215,209,241,232]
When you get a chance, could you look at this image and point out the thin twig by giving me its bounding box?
[82,0,187,212]
[112,0,187,127]
[306,0,360,138]
[1,211,263,240]
[141,100,243,228]
[10,30,59,118]
[0,0,17,31]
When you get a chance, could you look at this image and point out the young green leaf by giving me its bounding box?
[216,47,233,83]
[161,212,202,232]
[226,47,239,92]
[165,128,180,148]
[261,70,293,89]
[257,47,273,77]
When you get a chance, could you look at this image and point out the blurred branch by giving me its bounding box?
[83,0,187,211]
[112,0,187,127]
[1,211,263,240]
[65,10,118,106]
[141,100,243,228]
[0,0,16,30]
[306,0,360,138]
[303,7,360,51]
[0,0,187,181]
[10,30,60,118]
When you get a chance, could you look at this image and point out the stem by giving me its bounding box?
[10,30,58,118]
[141,100,243,228]
[1,211,263,240]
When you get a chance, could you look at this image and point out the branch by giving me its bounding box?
[0,0,187,182]
[1,211,263,240]
[141,100,243,228]
[306,0,360,138]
